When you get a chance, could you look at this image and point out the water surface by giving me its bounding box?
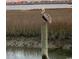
[6,4,72,10]
[6,48,72,59]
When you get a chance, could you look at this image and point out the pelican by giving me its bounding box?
[41,8,52,24]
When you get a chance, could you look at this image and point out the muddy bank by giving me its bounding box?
[6,31,72,50]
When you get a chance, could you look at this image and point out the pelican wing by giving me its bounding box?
[43,13,52,23]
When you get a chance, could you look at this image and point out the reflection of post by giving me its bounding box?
[41,22,48,59]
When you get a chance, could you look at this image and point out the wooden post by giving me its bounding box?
[41,22,49,59]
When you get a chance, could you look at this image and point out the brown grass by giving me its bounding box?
[6,8,72,37]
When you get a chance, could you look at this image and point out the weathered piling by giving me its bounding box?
[41,8,52,59]
[41,22,49,59]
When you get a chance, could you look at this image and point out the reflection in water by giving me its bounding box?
[6,48,71,59]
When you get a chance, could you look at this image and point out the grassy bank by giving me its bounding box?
[6,8,72,36]
[6,8,72,50]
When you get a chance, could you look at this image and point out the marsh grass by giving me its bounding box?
[6,9,72,38]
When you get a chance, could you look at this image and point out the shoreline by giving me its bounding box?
[6,34,72,50]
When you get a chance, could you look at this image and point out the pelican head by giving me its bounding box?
[41,8,45,15]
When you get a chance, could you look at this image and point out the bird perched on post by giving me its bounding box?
[41,8,52,24]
